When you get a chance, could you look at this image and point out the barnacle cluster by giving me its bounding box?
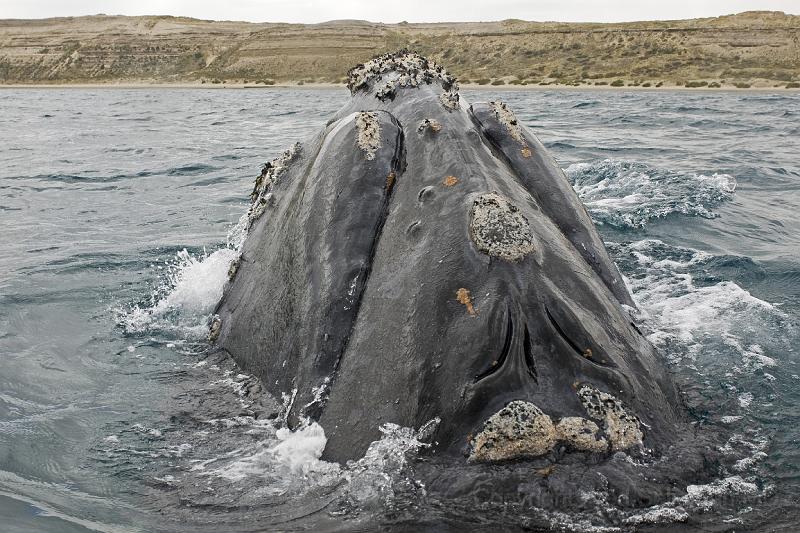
[469,192,535,262]
[248,142,301,224]
[355,111,381,160]
[469,388,644,462]
[347,49,459,105]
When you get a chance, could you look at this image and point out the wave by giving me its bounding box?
[566,159,736,228]
[17,163,220,183]
[165,163,217,176]
[609,239,789,364]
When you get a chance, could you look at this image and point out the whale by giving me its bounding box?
[211,51,698,474]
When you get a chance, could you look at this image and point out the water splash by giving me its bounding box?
[118,213,249,340]
[609,239,788,362]
[206,420,339,482]
[592,238,790,527]
[118,247,237,340]
[566,159,736,228]
[341,421,436,509]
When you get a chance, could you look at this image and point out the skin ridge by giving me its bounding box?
[306,114,408,420]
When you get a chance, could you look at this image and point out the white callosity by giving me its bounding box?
[249,142,301,224]
[375,73,423,100]
[469,388,644,462]
[469,192,535,262]
[208,315,222,342]
[489,100,526,146]
[347,50,460,108]
[440,89,460,111]
[556,417,609,453]
[355,111,381,161]
[439,90,460,111]
[577,385,644,451]
[227,257,240,280]
[469,401,557,462]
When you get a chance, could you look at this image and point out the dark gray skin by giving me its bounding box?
[213,52,688,466]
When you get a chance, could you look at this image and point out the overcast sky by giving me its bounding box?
[1,0,797,23]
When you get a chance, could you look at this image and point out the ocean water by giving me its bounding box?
[0,87,798,532]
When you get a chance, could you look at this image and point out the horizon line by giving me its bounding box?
[2,9,797,26]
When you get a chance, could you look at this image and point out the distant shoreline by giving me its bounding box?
[2,12,799,91]
[1,82,798,93]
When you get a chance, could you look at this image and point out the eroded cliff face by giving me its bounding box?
[2,12,799,87]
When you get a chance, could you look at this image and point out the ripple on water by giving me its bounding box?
[1,88,798,532]
[567,159,737,228]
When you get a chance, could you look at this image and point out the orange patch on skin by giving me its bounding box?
[443,175,459,187]
[386,171,396,191]
[521,146,532,158]
[430,121,442,132]
[536,465,556,477]
[583,348,593,358]
[456,288,477,316]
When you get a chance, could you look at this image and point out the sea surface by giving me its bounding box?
[0,87,798,532]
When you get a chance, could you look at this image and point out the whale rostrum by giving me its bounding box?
[212,50,687,465]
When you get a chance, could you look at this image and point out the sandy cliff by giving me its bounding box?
[1,11,798,88]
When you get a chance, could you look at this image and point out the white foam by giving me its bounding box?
[131,423,163,438]
[721,336,777,373]
[119,246,237,339]
[648,281,769,345]
[192,411,437,515]
[605,237,782,526]
[622,475,763,527]
[211,421,338,482]
[117,202,251,339]
[156,248,237,315]
[733,451,768,472]
[226,211,249,250]
[685,475,759,501]
[566,159,736,228]
[618,240,785,364]
[209,370,261,409]
[270,424,333,474]
[623,506,689,525]
[343,421,435,506]
[738,392,754,409]
[548,512,622,533]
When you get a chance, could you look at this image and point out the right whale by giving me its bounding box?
[213,52,702,475]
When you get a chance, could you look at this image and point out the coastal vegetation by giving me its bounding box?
[0,11,798,88]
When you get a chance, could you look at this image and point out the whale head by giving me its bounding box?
[213,51,688,466]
